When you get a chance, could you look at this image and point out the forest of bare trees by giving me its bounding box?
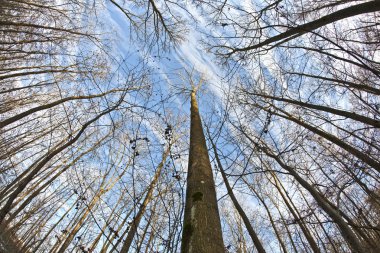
[0,0,379,252]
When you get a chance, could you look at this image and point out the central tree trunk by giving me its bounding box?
[181,91,224,253]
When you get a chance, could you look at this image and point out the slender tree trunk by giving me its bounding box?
[275,202,300,253]
[234,124,366,252]
[55,153,131,253]
[181,90,224,253]
[136,198,159,252]
[32,197,78,252]
[297,187,338,253]
[88,193,124,252]
[106,206,136,253]
[106,188,151,253]
[268,172,320,253]
[20,209,52,252]
[55,190,104,253]
[119,147,169,253]
[241,178,288,253]
[208,132,266,253]
[144,227,155,253]
[3,142,100,228]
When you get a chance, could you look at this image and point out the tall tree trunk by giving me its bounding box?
[181,90,224,253]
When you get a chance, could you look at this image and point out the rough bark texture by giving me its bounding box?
[181,91,224,253]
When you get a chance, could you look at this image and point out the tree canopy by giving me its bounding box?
[1,1,379,252]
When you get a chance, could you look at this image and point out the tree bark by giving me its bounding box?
[181,91,224,253]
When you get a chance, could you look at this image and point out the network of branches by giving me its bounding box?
[0,0,379,253]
